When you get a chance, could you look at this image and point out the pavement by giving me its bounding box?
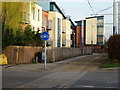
[2,54,92,71]
[3,53,117,71]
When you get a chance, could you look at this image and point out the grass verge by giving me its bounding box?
[99,58,120,68]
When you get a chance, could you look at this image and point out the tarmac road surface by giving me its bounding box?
[2,53,119,89]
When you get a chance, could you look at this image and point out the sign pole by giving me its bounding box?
[40,31,49,69]
[44,40,47,69]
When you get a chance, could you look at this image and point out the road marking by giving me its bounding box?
[72,85,117,88]
[59,71,88,88]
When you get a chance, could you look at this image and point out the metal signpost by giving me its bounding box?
[40,32,49,69]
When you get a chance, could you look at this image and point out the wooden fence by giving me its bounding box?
[3,46,92,64]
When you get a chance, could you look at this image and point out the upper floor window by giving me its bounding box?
[33,26,35,31]
[58,18,61,30]
[37,27,40,31]
[33,7,35,20]
[48,20,52,29]
[38,9,40,21]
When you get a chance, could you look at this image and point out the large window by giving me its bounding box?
[33,7,35,20]
[97,27,103,35]
[48,20,52,29]
[38,9,40,21]
[57,18,61,47]
[97,19,104,26]
[42,16,47,28]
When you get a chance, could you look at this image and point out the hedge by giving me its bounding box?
[107,35,120,62]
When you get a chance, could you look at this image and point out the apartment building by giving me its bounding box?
[75,16,104,47]
[38,2,74,47]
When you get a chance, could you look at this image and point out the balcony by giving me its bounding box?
[62,26,66,33]
[21,12,30,24]
[62,39,66,46]
[62,30,65,33]
[47,38,53,46]
[47,20,52,30]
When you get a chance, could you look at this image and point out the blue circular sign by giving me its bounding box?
[40,32,50,41]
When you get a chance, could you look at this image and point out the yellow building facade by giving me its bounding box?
[86,17,97,45]
[48,11,63,47]
[62,19,72,47]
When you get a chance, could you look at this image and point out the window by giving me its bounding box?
[48,20,52,29]
[33,7,35,20]
[58,18,61,30]
[33,26,35,31]
[97,19,104,26]
[42,16,47,28]
[97,27,103,35]
[37,27,40,31]
[38,9,40,21]
[57,18,61,47]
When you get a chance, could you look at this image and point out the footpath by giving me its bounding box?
[2,55,90,71]
[2,53,118,71]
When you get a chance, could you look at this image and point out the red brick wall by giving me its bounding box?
[76,26,82,47]
[42,10,48,31]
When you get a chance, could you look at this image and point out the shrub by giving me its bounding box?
[107,35,120,62]
[2,28,14,47]
[100,44,107,49]
[2,25,44,48]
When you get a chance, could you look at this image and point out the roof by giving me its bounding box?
[50,2,66,19]
[49,2,76,29]
[75,20,86,23]
[86,15,104,19]
[69,18,76,29]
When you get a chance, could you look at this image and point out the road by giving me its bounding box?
[2,53,119,89]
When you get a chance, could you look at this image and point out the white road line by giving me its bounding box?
[59,71,88,88]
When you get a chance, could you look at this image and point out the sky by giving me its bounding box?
[53,0,119,40]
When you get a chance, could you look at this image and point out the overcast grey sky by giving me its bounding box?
[54,0,120,40]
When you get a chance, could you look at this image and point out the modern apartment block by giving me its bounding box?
[38,2,75,47]
[75,16,104,47]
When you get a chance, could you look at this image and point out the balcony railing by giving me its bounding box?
[62,26,66,33]
[47,20,52,30]
[47,38,53,46]
[62,39,66,46]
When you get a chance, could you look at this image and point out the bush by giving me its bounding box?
[107,35,120,62]
[100,44,107,49]
[2,28,15,47]
[2,25,44,48]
